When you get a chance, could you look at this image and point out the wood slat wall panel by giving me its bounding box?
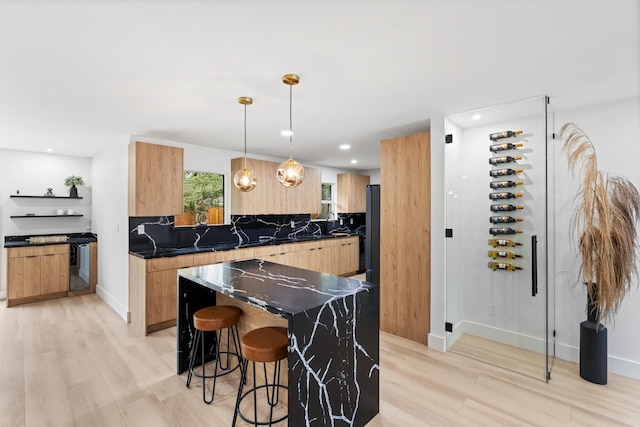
[380,131,431,344]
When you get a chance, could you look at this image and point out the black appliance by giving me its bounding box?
[365,184,380,284]
[69,243,91,292]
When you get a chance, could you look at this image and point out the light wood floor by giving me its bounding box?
[2,294,640,426]
[449,333,550,381]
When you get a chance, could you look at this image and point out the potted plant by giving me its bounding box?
[64,175,84,198]
[559,123,640,384]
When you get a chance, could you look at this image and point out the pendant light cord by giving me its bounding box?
[289,83,293,160]
[243,103,247,168]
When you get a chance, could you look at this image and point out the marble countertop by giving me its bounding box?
[178,258,376,317]
[129,232,359,260]
[4,232,98,248]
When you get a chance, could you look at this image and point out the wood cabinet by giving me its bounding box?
[337,173,370,213]
[128,141,184,216]
[129,254,193,334]
[231,157,321,215]
[7,244,70,307]
[380,131,431,344]
[128,236,359,334]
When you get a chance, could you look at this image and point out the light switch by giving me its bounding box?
[137,224,145,234]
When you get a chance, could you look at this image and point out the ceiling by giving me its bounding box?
[1,0,638,171]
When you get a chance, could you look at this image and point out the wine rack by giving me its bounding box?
[489,129,525,271]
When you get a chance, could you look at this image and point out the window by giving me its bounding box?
[174,170,225,226]
[318,183,335,219]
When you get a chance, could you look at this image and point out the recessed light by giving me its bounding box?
[46,148,53,153]
[350,159,358,164]
[339,144,351,150]
[281,130,293,136]
[472,114,481,121]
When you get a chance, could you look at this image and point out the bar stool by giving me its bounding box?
[186,305,243,404]
[232,326,288,427]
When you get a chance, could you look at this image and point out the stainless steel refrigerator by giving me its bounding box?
[365,184,380,284]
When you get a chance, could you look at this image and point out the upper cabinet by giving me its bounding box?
[128,141,184,216]
[337,173,370,213]
[231,157,321,215]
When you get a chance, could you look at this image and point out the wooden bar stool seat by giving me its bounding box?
[186,305,243,404]
[232,327,288,426]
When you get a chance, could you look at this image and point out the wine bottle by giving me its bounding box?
[488,238,523,247]
[489,155,522,165]
[488,192,523,200]
[489,142,523,152]
[489,168,523,177]
[489,130,523,141]
[489,227,523,235]
[489,216,523,224]
[489,180,523,189]
[487,250,523,259]
[490,204,524,212]
[488,261,523,271]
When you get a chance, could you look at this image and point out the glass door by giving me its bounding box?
[444,96,554,381]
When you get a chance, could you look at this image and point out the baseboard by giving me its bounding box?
[455,320,546,354]
[428,333,445,352]
[96,284,128,322]
[556,341,640,380]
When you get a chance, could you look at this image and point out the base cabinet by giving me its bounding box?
[7,244,70,307]
[129,236,359,335]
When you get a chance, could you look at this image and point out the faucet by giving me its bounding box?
[328,212,335,220]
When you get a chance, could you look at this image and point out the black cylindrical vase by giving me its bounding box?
[69,185,78,198]
[579,286,607,384]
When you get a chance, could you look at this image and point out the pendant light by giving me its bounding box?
[233,97,257,192]
[277,74,304,188]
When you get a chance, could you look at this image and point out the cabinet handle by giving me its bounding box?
[45,253,56,256]
[310,248,315,251]
[26,255,38,258]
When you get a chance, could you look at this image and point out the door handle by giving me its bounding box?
[531,235,538,297]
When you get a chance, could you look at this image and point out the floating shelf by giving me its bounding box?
[10,215,84,218]
[10,195,83,199]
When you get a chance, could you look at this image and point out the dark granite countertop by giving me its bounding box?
[178,258,376,317]
[128,232,359,260]
[4,232,98,248]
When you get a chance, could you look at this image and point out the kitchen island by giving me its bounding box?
[177,259,379,427]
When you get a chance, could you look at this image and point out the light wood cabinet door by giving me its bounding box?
[146,269,178,327]
[231,157,321,215]
[337,173,370,213]
[40,253,69,294]
[380,131,430,345]
[6,245,69,303]
[290,166,322,216]
[129,141,184,216]
[143,253,193,333]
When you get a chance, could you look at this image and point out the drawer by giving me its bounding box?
[147,254,194,272]
[7,244,69,258]
[42,244,70,255]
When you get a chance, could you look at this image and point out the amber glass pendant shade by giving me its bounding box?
[277,158,304,188]
[234,167,257,192]
[278,74,304,188]
[234,96,257,192]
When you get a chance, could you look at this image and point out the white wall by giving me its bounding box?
[0,149,92,298]
[553,97,640,379]
[429,114,446,351]
[91,139,130,320]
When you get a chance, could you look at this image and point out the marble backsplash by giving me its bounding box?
[129,213,365,253]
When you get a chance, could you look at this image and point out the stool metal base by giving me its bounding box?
[232,359,288,426]
[186,324,243,404]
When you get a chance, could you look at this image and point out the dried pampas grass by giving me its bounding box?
[560,123,640,327]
